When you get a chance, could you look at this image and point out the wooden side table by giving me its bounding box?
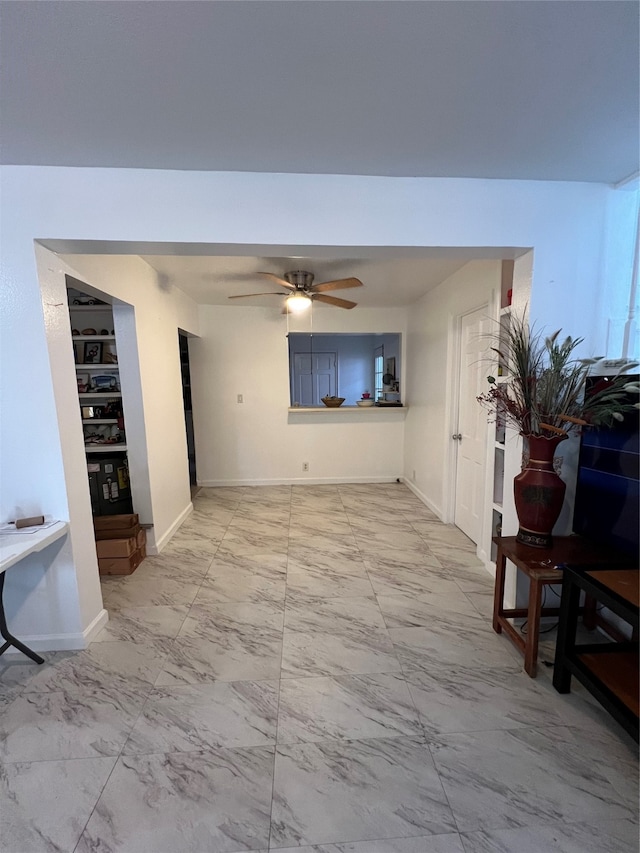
[492,536,633,677]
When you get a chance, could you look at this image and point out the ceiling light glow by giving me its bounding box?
[286,293,312,313]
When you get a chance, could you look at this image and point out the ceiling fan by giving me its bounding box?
[228,270,363,312]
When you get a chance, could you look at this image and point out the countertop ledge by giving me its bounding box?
[288,405,407,413]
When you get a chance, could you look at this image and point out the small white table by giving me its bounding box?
[0,521,69,663]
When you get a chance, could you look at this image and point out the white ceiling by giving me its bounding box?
[50,241,523,308]
[21,1,638,309]
[139,253,473,307]
[2,1,638,184]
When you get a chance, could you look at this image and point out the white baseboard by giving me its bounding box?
[402,480,495,580]
[2,608,109,653]
[152,502,194,554]
[84,607,110,644]
[478,547,496,578]
[400,477,443,520]
[197,477,402,487]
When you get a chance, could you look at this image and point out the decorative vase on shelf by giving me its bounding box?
[514,434,568,548]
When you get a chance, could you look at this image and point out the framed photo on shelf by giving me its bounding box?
[102,342,118,364]
[83,341,103,364]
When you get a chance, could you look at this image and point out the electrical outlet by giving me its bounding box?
[237,394,243,404]
[302,462,309,472]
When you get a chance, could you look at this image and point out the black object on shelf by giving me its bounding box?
[87,455,133,516]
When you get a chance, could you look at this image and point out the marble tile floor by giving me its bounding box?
[1,483,638,853]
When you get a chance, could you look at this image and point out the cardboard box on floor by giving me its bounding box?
[95,517,146,575]
[94,513,139,540]
[96,536,136,559]
[98,546,145,576]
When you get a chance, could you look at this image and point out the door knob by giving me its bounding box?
[452,433,462,441]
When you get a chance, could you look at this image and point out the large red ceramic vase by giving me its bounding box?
[514,434,568,548]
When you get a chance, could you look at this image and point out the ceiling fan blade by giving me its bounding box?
[257,272,296,290]
[228,292,285,299]
[313,294,358,309]
[310,277,363,293]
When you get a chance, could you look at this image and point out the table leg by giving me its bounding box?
[553,574,581,693]
[524,576,544,677]
[492,548,506,634]
[583,594,597,630]
[0,573,45,665]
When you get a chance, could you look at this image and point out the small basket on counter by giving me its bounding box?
[321,396,346,408]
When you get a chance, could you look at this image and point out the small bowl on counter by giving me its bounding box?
[321,396,346,408]
[356,399,375,407]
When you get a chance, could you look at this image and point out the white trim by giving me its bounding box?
[480,288,503,574]
[83,607,109,644]
[197,476,402,487]
[478,546,496,578]
[402,480,495,581]
[400,477,443,520]
[152,502,193,553]
[443,311,462,523]
[2,608,109,653]
[445,301,492,535]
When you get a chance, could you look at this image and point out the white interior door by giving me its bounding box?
[454,307,491,543]
[293,352,337,406]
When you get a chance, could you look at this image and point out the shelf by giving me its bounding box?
[85,445,128,453]
[72,335,115,341]
[79,392,122,398]
[82,419,119,424]
[75,364,119,370]
[289,405,406,412]
[492,501,504,513]
[288,405,407,418]
[0,521,70,574]
[499,305,512,316]
[577,650,639,718]
[494,441,505,451]
[553,563,639,741]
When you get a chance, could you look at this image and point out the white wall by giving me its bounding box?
[403,261,501,517]
[191,306,408,485]
[599,184,639,359]
[0,165,631,649]
[57,254,201,550]
[0,245,199,650]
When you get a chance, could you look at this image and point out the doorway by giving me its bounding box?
[179,333,197,493]
[452,305,491,543]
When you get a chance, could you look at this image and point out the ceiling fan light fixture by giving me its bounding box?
[286,292,312,313]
